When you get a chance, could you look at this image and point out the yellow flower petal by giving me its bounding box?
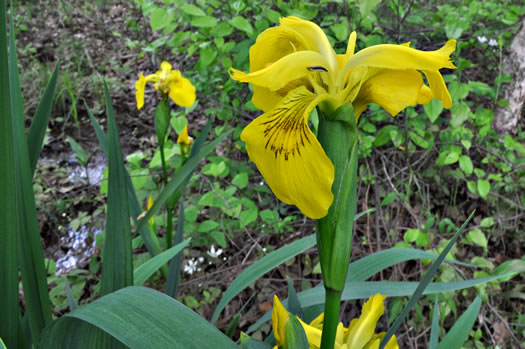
[135,73,147,110]
[422,69,452,108]
[240,86,334,219]
[177,125,193,146]
[346,40,456,72]
[147,195,154,210]
[346,294,386,349]
[169,77,196,107]
[230,50,332,92]
[280,16,338,71]
[252,85,283,112]
[352,69,430,119]
[272,295,289,346]
[160,61,173,74]
[362,333,399,349]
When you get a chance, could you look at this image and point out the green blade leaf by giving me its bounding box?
[248,274,510,333]
[9,9,52,344]
[64,277,78,312]
[429,296,439,349]
[135,129,233,234]
[0,1,19,346]
[100,80,133,296]
[437,296,481,349]
[379,211,476,349]
[134,239,191,286]
[27,62,59,174]
[211,234,316,324]
[86,104,163,265]
[286,276,303,319]
[165,202,185,297]
[39,287,238,349]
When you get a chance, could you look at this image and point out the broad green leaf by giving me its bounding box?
[359,0,381,17]
[467,228,487,249]
[435,149,460,166]
[39,287,238,349]
[211,234,316,324]
[150,8,169,31]
[229,16,254,36]
[232,172,249,189]
[9,11,52,344]
[450,103,470,127]
[191,16,216,27]
[100,80,133,296]
[437,296,482,349]
[27,62,59,174]
[375,125,398,147]
[379,212,475,348]
[67,136,88,164]
[182,4,206,16]
[0,2,19,346]
[459,155,473,176]
[134,239,190,286]
[477,179,490,199]
[424,98,443,123]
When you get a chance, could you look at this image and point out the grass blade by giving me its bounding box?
[134,239,191,286]
[437,296,481,349]
[0,1,19,346]
[39,287,238,349]
[287,276,303,319]
[64,277,78,312]
[165,202,185,297]
[429,296,440,349]
[100,80,133,295]
[379,211,476,349]
[211,234,316,324]
[27,62,59,174]
[9,8,52,344]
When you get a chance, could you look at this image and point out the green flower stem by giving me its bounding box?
[320,289,342,349]
[316,104,359,349]
[159,144,174,249]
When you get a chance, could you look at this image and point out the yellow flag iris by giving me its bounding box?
[177,125,193,146]
[230,16,456,219]
[272,294,398,349]
[135,61,196,110]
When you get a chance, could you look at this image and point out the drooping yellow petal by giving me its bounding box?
[362,333,399,349]
[241,86,334,219]
[280,16,338,71]
[168,76,196,107]
[352,69,431,119]
[177,125,193,146]
[346,294,386,349]
[272,295,289,346]
[230,50,332,92]
[135,73,147,110]
[422,69,452,108]
[345,40,456,72]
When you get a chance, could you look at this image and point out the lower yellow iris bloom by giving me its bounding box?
[135,61,196,110]
[230,16,456,219]
[272,294,398,349]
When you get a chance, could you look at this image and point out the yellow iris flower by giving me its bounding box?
[230,16,456,219]
[272,294,398,349]
[135,61,196,110]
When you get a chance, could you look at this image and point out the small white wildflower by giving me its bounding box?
[223,257,227,261]
[207,245,223,258]
[263,247,267,252]
[259,181,264,185]
[488,39,498,47]
[198,257,205,263]
[477,36,487,43]
[184,258,198,275]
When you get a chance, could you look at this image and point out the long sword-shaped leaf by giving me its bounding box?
[0,1,19,346]
[379,211,476,348]
[134,239,191,286]
[211,234,317,324]
[437,296,481,349]
[429,296,440,349]
[165,202,185,297]
[249,274,509,332]
[135,128,233,234]
[39,287,238,349]
[27,62,59,174]
[9,9,52,345]
[100,80,132,296]
[86,105,163,265]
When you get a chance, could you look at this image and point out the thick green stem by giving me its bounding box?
[316,105,359,348]
[159,144,174,249]
[320,290,342,349]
